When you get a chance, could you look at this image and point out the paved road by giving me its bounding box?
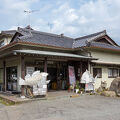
[0,103,5,108]
[0,95,120,120]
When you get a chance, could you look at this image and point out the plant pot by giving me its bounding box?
[76,89,79,93]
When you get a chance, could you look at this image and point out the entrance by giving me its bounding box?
[35,61,68,91]
[6,66,17,91]
[47,61,68,91]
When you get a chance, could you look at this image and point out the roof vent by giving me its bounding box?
[25,25,33,30]
[60,33,64,37]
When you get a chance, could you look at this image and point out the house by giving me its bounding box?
[74,30,120,89]
[0,26,119,94]
[0,30,16,47]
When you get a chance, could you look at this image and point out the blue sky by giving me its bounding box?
[0,0,120,44]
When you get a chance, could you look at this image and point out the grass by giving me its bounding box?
[0,97,15,106]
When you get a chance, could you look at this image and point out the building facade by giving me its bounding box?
[0,26,120,93]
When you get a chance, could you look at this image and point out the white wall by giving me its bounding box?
[91,50,120,64]
[90,50,120,89]
[90,65,115,89]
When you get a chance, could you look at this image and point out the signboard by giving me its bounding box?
[26,67,34,75]
[68,66,76,85]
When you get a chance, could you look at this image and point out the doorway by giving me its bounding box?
[6,66,17,91]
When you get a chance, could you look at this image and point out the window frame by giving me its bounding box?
[108,68,119,78]
[0,40,4,48]
[93,68,102,78]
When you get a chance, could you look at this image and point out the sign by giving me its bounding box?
[68,66,76,85]
[26,67,34,75]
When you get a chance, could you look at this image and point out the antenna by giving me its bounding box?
[24,10,39,26]
[47,22,53,32]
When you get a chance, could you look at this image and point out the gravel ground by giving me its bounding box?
[0,102,5,108]
[0,95,120,120]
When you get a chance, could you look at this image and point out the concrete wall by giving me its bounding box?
[90,65,115,89]
[91,50,120,64]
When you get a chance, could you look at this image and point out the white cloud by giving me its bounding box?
[49,0,120,44]
[0,0,120,44]
[0,0,39,28]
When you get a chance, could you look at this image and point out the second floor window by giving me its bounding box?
[0,41,4,48]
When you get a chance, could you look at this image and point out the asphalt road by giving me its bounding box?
[0,95,120,120]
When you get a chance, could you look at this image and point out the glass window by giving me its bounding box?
[108,68,118,78]
[93,68,102,78]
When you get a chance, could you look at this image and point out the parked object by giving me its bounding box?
[80,70,97,92]
[19,71,50,97]
[109,77,120,95]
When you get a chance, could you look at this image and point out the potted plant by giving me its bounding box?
[80,88,85,94]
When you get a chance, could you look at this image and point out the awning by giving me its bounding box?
[13,50,97,60]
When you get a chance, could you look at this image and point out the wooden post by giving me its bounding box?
[80,62,82,78]
[44,57,47,72]
[44,57,48,96]
[88,60,90,71]
[21,56,25,97]
[67,61,69,92]
[3,61,6,91]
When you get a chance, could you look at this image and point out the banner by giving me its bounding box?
[68,66,76,85]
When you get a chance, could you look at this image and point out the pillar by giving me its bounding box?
[80,62,82,77]
[44,57,48,95]
[44,57,47,72]
[21,56,25,97]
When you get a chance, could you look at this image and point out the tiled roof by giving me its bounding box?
[90,42,120,50]
[1,30,16,36]
[15,27,74,48]
[73,30,107,48]
[10,26,120,51]
[75,30,106,41]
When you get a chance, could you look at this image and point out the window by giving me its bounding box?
[93,68,102,78]
[0,41,4,48]
[108,68,118,78]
